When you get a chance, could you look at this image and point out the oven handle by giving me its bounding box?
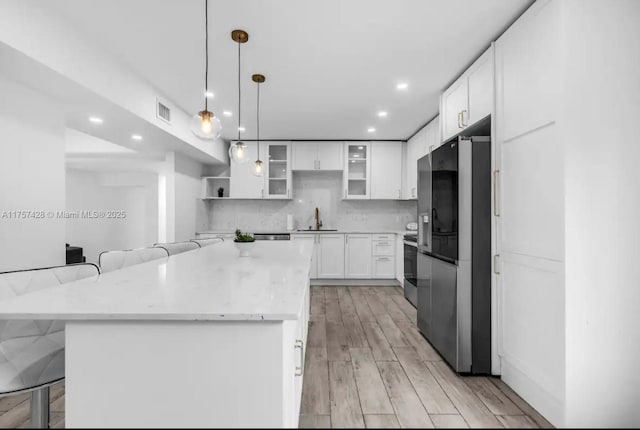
[403,240,418,248]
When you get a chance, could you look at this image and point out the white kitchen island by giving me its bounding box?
[0,241,313,428]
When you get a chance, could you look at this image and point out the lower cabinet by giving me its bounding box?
[372,256,395,278]
[345,234,372,278]
[316,234,345,278]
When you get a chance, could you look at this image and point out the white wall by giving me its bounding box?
[65,169,158,264]
[0,73,66,272]
[563,0,640,426]
[174,153,207,241]
[207,172,416,232]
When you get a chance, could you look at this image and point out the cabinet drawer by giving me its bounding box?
[372,256,395,279]
[373,234,394,241]
[372,240,394,256]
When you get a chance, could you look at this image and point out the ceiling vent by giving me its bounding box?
[156,98,171,124]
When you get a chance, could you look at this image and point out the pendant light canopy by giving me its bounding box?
[252,74,265,177]
[229,29,249,164]
[191,0,221,140]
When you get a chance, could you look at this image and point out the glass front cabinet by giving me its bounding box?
[262,141,292,199]
[343,142,371,199]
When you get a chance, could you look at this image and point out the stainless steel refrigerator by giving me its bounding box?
[416,136,491,374]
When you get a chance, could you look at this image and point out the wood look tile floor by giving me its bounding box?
[0,286,553,429]
[299,286,554,429]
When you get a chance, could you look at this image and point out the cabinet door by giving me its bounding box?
[292,234,317,279]
[468,49,494,126]
[230,141,263,199]
[291,142,317,171]
[345,234,372,278]
[317,234,345,278]
[370,141,402,200]
[442,79,468,141]
[343,143,370,199]
[264,142,292,199]
[372,256,395,279]
[316,142,343,170]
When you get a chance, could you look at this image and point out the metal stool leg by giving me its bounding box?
[30,387,50,428]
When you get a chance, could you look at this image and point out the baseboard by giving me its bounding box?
[310,279,400,286]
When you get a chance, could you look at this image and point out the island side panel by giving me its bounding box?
[65,320,287,428]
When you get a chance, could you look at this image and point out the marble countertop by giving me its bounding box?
[0,241,313,321]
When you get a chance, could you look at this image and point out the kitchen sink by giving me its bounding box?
[296,229,338,232]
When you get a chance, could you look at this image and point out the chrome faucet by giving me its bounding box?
[315,207,323,230]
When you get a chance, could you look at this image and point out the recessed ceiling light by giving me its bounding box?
[131,134,143,141]
[354,154,360,158]
[205,91,214,98]
[358,146,364,149]
[89,116,103,124]
[378,111,388,117]
[396,82,408,90]
[238,126,246,132]
[223,110,232,117]
[350,160,356,163]
[367,127,376,133]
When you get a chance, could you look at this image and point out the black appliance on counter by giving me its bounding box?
[403,234,418,307]
[416,136,491,374]
[65,244,85,264]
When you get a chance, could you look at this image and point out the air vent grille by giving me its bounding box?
[156,99,171,123]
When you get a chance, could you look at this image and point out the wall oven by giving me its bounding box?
[403,234,418,307]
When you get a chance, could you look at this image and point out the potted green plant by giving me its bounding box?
[234,229,255,257]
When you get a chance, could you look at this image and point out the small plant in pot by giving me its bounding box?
[234,229,255,257]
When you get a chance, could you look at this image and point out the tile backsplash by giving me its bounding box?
[206,171,417,232]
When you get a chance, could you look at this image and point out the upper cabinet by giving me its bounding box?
[230,141,264,199]
[370,141,402,200]
[404,116,439,200]
[343,142,371,199]
[264,141,292,199]
[441,47,494,142]
[292,142,343,171]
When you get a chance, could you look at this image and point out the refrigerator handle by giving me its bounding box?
[493,169,500,217]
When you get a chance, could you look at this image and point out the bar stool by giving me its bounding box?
[153,241,200,256]
[98,246,169,273]
[0,263,100,428]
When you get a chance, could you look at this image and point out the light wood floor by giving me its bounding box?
[299,286,553,429]
[0,286,552,429]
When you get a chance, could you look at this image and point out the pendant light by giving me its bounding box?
[190,0,222,140]
[252,74,265,176]
[228,29,249,163]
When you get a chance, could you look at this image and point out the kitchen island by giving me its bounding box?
[0,241,313,428]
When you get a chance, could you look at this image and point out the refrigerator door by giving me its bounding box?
[431,140,458,261]
[417,154,432,251]
[430,257,458,369]
[416,251,432,338]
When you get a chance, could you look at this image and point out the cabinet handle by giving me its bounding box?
[295,339,304,376]
[398,189,401,199]
[457,112,462,128]
[377,257,391,261]
[377,242,390,246]
[493,169,500,216]
[461,109,468,127]
[412,187,416,198]
[261,189,264,198]
[494,254,501,275]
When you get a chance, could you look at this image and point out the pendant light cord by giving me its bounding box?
[256,80,260,159]
[237,40,241,142]
[204,0,208,112]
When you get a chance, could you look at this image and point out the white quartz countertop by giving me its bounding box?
[0,241,313,321]
[199,229,416,236]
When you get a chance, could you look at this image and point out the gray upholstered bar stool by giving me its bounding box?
[153,241,200,256]
[190,237,224,247]
[0,263,100,428]
[98,246,169,273]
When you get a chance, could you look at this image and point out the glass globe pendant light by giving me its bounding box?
[252,74,265,177]
[229,29,249,164]
[190,0,221,140]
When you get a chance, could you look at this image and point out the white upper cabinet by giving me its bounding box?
[343,142,371,199]
[403,116,439,200]
[345,234,372,278]
[370,141,402,200]
[263,141,292,199]
[292,142,343,171]
[441,46,494,142]
[230,141,264,199]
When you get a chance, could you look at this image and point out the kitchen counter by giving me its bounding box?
[0,240,313,321]
[198,229,416,236]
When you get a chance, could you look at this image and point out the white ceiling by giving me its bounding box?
[48,0,532,141]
